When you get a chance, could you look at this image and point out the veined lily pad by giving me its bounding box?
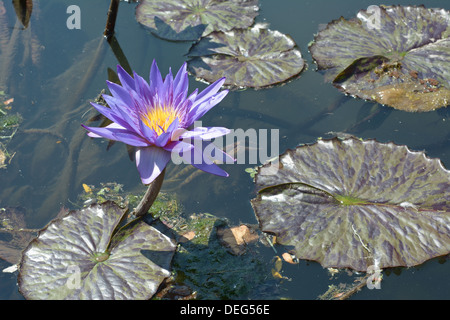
[251,138,450,272]
[309,5,450,112]
[135,0,259,41]
[187,26,305,89]
[18,201,176,300]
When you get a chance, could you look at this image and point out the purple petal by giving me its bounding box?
[155,117,179,147]
[88,102,131,130]
[82,124,149,147]
[193,161,230,177]
[117,65,135,92]
[192,140,235,164]
[187,145,229,177]
[186,88,198,104]
[194,77,226,106]
[205,142,236,164]
[174,62,187,86]
[106,81,134,107]
[138,118,157,143]
[91,95,140,135]
[156,131,172,147]
[173,82,188,109]
[112,131,150,147]
[176,141,230,177]
[82,122,124,139]
[149,60,164,96]
[102,95,137,128]
[135,146,171,185]
[132,71,153,106]
[179,126,230,140]
[164,140,194,153]
[187,89,228,126]
[170,127,188,142]
[162,68,174,107]
[173,63,188,101]
[101,94,129,113]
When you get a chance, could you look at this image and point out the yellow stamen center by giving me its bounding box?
[141,106,178,136]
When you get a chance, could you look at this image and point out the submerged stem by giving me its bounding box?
[133,168,166,217]
[104,0,120,39]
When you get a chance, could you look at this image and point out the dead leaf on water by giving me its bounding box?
[3,98,13,106]
[271,268,283,279]
[271,256,290,280]
[282,252,298,264]
[82,183,92,193]
[179,231,195,243]
[273,256,282,272]
[216,224,259,255]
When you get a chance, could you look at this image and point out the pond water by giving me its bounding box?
[0,0,449,299]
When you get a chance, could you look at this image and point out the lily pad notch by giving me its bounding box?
[251,137,450,272]
[18,201,177,300]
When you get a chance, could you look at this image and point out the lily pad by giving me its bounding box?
[18,201,176,300]
[309,5,450,112]
[251,137,450,272]
[188,26,305,89]
[216,224,259,255]
[135,0,259,41]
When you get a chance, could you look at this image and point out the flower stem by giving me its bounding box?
[103,0,120,39]
[133,168,166,217]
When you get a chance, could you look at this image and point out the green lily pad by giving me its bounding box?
[135,0,259,41]
[251,138,450,272]
[18,201,176,300]
[187,26,305,89]
[309,5,450,112]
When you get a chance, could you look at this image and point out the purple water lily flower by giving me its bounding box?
[82,60,232,184]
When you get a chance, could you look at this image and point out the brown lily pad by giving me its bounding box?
[309,5,450,112]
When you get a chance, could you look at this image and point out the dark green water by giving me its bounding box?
[0,0,448,299]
